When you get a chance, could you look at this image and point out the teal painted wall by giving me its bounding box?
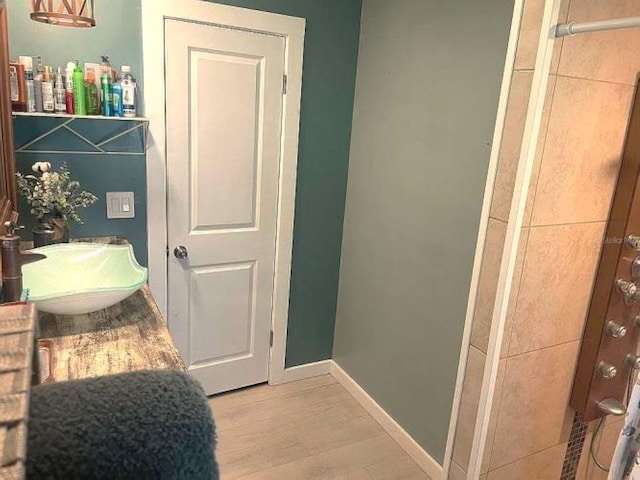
[7,0,147,265]
[7,0,143,100]
[7,0,362,367]
[210,0,363,367]
[333,0,514,463]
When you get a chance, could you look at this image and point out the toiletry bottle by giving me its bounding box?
[72,61,87,115]
[84,68,100,115]
[112,72,123,117]
[33,56,44,112]
[9,63,26,112]
[100,71,113,116]
[120,66,136,118]
[100,55,114,81]
[65,62,75,114]
[18,56,36,112]
[54,67,66,113]
[42,66,55,113]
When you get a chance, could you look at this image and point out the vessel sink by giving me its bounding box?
[22,243,148,315]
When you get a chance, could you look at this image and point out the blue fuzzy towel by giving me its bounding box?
[26,370,218,479]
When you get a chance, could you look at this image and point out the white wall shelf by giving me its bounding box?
[13,112,148,122]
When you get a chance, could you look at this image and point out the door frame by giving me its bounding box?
[141,0,305,385]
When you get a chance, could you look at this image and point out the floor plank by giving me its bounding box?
[210,375,431,480]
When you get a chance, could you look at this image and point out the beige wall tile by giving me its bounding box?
[508,222,605,356]
[453,346,487,470]
[501,228,529,358]
[487,443,566,479]
[482,359,507,473]
[448,461,466,480]
[550,0,571,75]
[490,72,534,222]
[523,75,557,226]
[531,77,633,226]
[558,0,640,86]
[490,341,579,469]
[513,0,569,72]
[471,219,508,353]
[514,0,544,71]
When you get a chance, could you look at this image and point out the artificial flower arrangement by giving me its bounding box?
[16,162,98,223]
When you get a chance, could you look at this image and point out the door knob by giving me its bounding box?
[174,245,188,259]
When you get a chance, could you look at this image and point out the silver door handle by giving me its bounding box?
[174,245,188,259]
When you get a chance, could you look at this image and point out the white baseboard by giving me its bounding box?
[330,360,444,480]
[281,359,332,383]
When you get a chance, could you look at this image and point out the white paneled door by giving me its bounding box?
[165,19,285,395]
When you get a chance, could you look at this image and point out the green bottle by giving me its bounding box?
[84,68,100,115]
[72,61,86,115]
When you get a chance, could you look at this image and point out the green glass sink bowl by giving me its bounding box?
[22,242,148,315]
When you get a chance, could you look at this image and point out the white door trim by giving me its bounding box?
[141,0,305,386]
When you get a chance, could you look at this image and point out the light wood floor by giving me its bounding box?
[208,374,432,480]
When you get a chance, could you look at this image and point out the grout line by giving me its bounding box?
[529,219,608,229]
[488,216,509,225]
[505,337,580,360]
[555,73,637,88]
[487,441,569,475]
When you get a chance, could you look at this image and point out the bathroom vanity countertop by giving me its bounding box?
[0,303,37,480]
[38,285,185,382]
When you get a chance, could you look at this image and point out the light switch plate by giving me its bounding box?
[106,192,135,219]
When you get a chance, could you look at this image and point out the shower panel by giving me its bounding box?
[570,85,640,421]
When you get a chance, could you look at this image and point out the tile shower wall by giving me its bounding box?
[451,0,640,478]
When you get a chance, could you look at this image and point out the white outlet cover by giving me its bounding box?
[106,191,135,219]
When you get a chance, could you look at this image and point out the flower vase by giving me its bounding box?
[33,214,70,247]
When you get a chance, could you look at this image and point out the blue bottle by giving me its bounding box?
[112,78,123,117]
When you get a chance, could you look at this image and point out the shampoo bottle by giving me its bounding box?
[100,71,113,116]
[18,56,35,112]
[54,67,66,113]
[84,68,100,115]
[42,66,54,113]
[33,56,44,112]
[65,62,75,114]
[120,66,136,118]
[72,61,86,115]
[112,74,123,117]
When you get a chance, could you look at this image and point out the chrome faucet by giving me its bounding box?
[1,221,46,303]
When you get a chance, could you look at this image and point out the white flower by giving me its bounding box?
[31,162,51,173]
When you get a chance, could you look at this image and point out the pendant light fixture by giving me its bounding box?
[30,0,96,28]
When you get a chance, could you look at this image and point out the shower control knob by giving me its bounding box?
[626,234,640,251]
[633,256,640,278]
[626,354,640,369]
[598,361,617,379]
[606,321,627,338]
[616,279,640,304]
